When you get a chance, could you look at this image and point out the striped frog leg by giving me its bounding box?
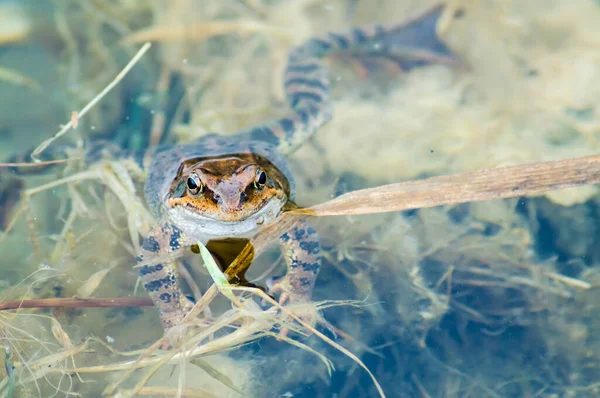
[136,221,194,330]
[268,220,321,305]
[249,5,457,310]
[244,3,458,156]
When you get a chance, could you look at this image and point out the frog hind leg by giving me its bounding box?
[137,222,194,331]
[242,3,461,157]
[268,220,321,306]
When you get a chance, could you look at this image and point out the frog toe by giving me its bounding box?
[267,275,311,306]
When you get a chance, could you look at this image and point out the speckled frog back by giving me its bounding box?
[144,134,295,218]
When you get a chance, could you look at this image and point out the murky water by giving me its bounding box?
[1,1,600,397]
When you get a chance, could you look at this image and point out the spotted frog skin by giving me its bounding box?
[4,5,459,334]
[134,4,460,332]
[136,136,322,329]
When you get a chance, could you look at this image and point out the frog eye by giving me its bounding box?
[254,169,267,189]
[186,173,203,195]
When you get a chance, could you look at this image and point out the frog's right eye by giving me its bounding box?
[186,173,203,195]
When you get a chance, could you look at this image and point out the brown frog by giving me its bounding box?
[135,3,460,333]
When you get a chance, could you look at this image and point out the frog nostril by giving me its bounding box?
[212,193,221,204]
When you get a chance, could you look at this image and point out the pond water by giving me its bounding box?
[0,1,600,397]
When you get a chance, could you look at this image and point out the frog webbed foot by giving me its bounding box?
[157,296,196,349]
[267,274,314,306]
[266,273,320,336]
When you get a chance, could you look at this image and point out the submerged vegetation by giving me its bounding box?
[0,0,600,396]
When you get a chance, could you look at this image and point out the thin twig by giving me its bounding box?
[148,66,171,147]
[0,297,153,311]
[307,154,600,216]
[30,42,152,162]
[124,21,291,44]
[0,159,74,168]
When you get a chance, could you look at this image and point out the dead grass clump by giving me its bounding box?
[0,150,385,396]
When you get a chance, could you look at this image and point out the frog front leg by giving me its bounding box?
[268,220,321,305]
[137,222,194,331]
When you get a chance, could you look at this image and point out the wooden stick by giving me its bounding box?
[0,158,74,168]
[0,297,153,311]
[308,154,600,216]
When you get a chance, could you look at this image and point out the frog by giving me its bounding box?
[2,4,461,336]
[135,136,321,330]
[134,3,461,332]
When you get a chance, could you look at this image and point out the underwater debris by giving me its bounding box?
[1,0,600,396]
[0,178,23,231]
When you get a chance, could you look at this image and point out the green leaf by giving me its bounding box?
[197,241,236,302]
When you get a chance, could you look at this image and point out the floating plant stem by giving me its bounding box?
[0,297,153,311]
[30,42,152,162]
[306,153,600,216]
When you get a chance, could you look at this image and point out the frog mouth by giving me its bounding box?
[166,194,285,222]
[167,196,285,239]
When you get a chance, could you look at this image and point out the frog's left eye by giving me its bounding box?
[186,173,203,195]
[254,169,267,189]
